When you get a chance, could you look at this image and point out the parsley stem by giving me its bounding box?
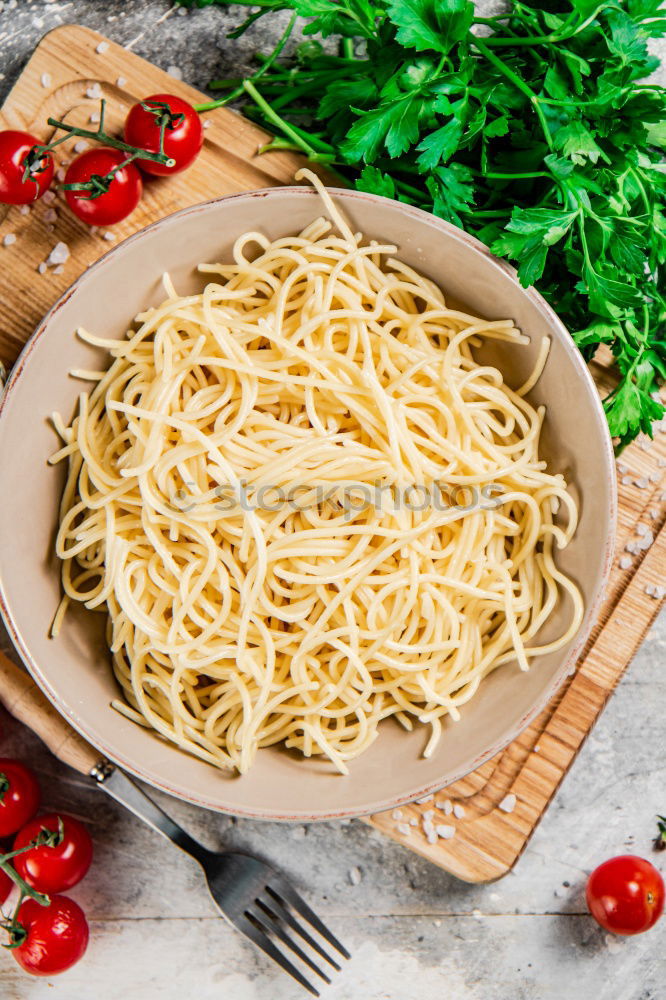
[242,79,322,160]
[194,11,297,114]
[471,36,554,149]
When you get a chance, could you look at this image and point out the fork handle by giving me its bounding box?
[0,651,104,775]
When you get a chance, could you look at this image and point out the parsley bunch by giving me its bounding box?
[182,0,666,448]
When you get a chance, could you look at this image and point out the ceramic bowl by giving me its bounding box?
[0,187,616,820]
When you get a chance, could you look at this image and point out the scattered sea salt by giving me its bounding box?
[621,475,633,486]
[2,233,16,247]
[499,793,517,813]
[392,809,403,820]
[637,530,654,551]
[409,817,418,827]
[46,241,69,266]
[42,190,56,205]
[636,524,648,537]
[619,555,633,570]
[348,866,362,886]
[86,83,103,100]
[89,111,101,124]
[425,829,438,845]
[645,584,666,601]
[435,824,455,839]
[41,72,51,88]
[397,822,410,836]
[649,509,658,520]
[37,262,47,274]
[56,167,66,183]
[416,795,433,805]
[103,232,116,242]
[96,41,109,54]
[616,463,628,475]
[74,140,89,154]
[53,265,64,275]
[453,804,465,820]
[116,76,127,88]
[19,204,30,215]
[649,471,662,483]
[167,65,183,80]
[635,477,649,489]
[437,799,453,816]
[203,120,212,130]
[423,809,434,822]
[43,208,57,224]
[658,458,666,468]
[534,745,541,753]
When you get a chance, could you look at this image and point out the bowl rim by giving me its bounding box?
[0,185,618,820]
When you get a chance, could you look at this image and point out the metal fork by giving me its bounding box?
[92,764,350,995]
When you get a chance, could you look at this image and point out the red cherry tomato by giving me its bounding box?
[64,147,142,226]
[0,130,54,205]
[0,866,13,907]
[0,759,40,837]
[586,855,665,935]
[124,93,203,176]
[12,895,89,976]
[13,813,93,894]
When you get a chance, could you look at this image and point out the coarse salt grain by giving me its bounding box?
[650,471,662,483]
[392,809,402,820]
[116,76,127,88]
[167,65,183,80]
[499,793,517,813]
[42,190,56,205]
[43,209,57,224]
[47,241,70,266]
[423,809,434,822]
[53,265,64,275]
[649,509,658,519]
[96,41,109,54]
[41,73,51,88]
[636,524,648,536]
[55,168,66,183]
[453,804,465,819]
[439,799,453,815]
[637,530,654,550]
[90,112,101,124]
[74,140,89,154]
[534,745,541,752]
[616,463,628,475]
[19,204,30,215]
[86,83,103,100]
[635,477,649,489]
[37,262,47,274]
[103,232,116,242]
[435,824,455,839]
[621,475,633,486]
[2,233,16,247]
[203,120,212,130]
[426,830,438,845]
[348,866,362,886]
[619,555,633,570]
[409,817,418,827]
[397,822,410,836]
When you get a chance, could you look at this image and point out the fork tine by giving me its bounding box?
[257,892,341,971]
[236,914,320,997]
[267,878,351,960]
[249,902,331,984]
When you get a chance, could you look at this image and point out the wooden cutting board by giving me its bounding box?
[1,25,664,883]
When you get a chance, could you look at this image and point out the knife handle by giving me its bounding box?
[0,650,103,776]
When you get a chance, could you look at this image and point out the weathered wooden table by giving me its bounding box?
[0,3,664,999]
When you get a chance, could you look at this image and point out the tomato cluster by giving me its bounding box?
[0,758,93,976]
[0,93,203,225]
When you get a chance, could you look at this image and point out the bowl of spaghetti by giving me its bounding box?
[0,173,616,820]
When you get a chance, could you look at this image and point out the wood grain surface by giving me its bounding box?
[0,24,664,885]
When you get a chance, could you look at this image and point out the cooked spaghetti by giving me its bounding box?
[51,170,583,775]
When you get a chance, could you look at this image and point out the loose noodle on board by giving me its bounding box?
[51,171,583,775]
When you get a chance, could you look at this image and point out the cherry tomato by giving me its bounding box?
[586,855,665,935]
[64,148,142,226]
[124,93,203,176]
[12,895,89,976]
[0,130,54,205]
[0,866,14,906]
[13,813,93,894]
[0,759,40,837]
